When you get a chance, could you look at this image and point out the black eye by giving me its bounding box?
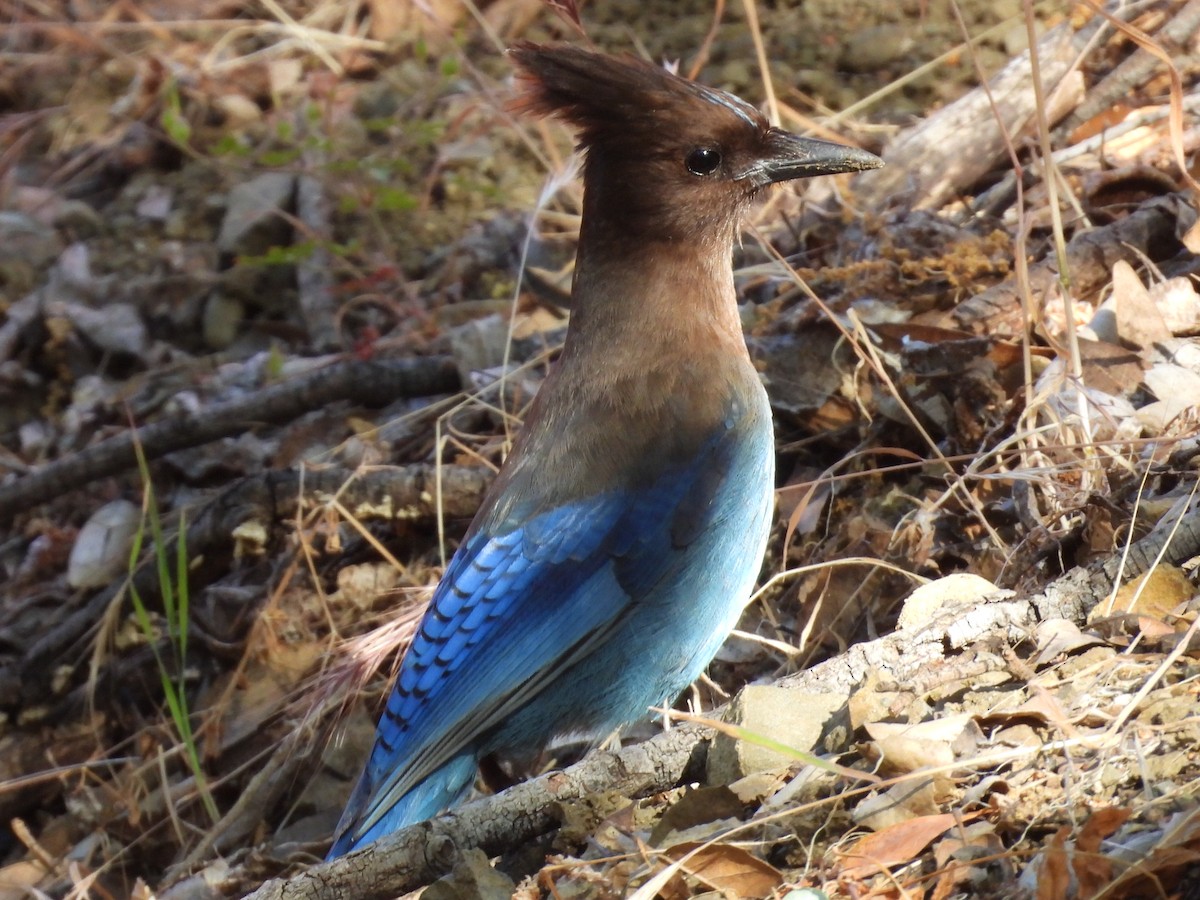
[685,147,722,176]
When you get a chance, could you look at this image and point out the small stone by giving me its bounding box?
[707,686,846,786]
[163,209,191,240]
[448,314,511,386]
[1003,21,1044,58]
[67,499,141,589]
[136,184,174,222]
[213,93,262,127]
[48,300,148,357]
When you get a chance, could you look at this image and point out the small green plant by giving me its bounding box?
[128,438,219,823]
[159,77,193,147]
[236,238,360,268]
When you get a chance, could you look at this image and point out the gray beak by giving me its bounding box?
[742,129,883,187]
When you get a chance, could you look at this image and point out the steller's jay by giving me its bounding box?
[328,41,882,857]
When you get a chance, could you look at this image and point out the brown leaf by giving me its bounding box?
[1103,807,1200,895]
[1033,619,1107,666]
[1111,260,1172,349]
[665,842,781,898]
[1076,338,1145,398]
[1070,104,1135,143]
[1074,807,1131,898]
[1094,565,1194,623]
[838,813,959,878]
[1037,826,1072,900]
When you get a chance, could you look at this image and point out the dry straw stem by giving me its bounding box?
[1101,475,1200,740]
[748,227,1007,551]
[739,0,779,126]
[203,499,1200,898]
[744,557,930,661]
[946,0,1099,507]
[1078,0,1200,197]
[845,307,1009,550]
[200,15,385,74]
[432,345,559,560]
[1022,0,1100,478]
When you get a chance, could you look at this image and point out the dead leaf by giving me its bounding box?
[1137,363,1200,432]
[871,733,954,774]
[839,813,960,878]
[779,467,834,547]
[1037,826,1073,900]
[1076,339,1146,397]
[865,715,974,744]
[896,573,1003,630]
[649,786,743,847]
[1093,564,1195,623]
[1073,807,1131,897]
[1103,806,1200,895]
[853,780,942,832]
[1149,277,1200,336]
[1033,619,1107,665]
[1088,612,1175,644]
[1033,349,1141,441]
[665,842,781,898]
[1069,104,1135,143]
[1111,260,1172,349]
[0,859,49,898]
[931,822,1005,900]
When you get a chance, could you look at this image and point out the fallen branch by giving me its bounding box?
[852,21,1087,211]
[945,192,1195,336]
[8,462,491,709]
[216,507,1200,900]
[0,355,461,520]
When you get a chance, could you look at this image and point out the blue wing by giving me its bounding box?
[329,410,772,855]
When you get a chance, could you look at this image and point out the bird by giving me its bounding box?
[328,41,882,858]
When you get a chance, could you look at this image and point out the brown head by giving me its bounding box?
[509,42,882,249]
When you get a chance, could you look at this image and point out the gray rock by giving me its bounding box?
[202,291,244,350]
[67,499,141,589]
[839,24,915,73]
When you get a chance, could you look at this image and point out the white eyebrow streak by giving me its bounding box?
[696,84,761,128]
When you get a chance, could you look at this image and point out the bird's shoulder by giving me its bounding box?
[483,348,770,527]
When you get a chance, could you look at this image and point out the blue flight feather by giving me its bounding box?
[328,411,772,856]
